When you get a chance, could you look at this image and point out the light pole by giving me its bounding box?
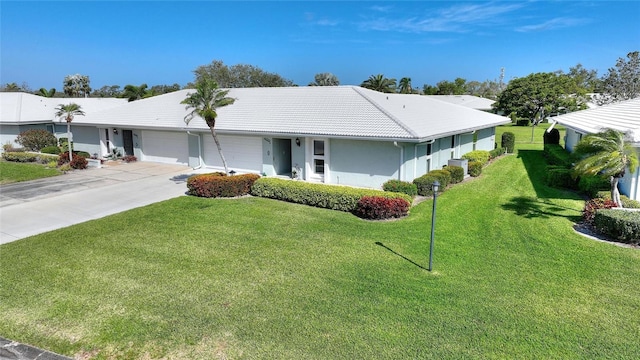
[428,180,440,272]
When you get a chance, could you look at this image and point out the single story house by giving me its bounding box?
[553,97,640,200]
[1,86,510,189]
[0,92,126,148]
[426,95,495,112]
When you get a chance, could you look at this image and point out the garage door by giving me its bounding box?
[202,135,262,172]
[142,130,189,165]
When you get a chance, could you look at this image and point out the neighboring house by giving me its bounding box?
[1,87,510,189]
[0,92,126,150]
[426,95,495,112]
[553,98,640,200]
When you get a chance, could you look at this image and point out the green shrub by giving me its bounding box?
[468,161,482,177]
[594,209,640,244]
[428,169,451,188]
[250,178,411,212]
[1,151,58,164]
[545,165,576,189]
[516,119,530,126]
[543,128,561,145]
[41,146,61,154]
[489,147,505,159]
[413,170,451,196]
[15,129,57,151]
[583,198,617,225]
[76,151,91,159]
[188,173,260,198]
[445,165,464,184]
[501,132,515,153]
[462,150,490,165]
[382,179,417,197]
[354,196,410,220]
[578,175,610,197]
[595,191,640,209]
[543,144,572,167]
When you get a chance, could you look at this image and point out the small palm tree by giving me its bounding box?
[37,88,56,97]
[398,77,412,94]
[361,74,397,93]
[55,103,85,162]
[122,84,150,102]
[182,79,236,173]
[573,128,639,207]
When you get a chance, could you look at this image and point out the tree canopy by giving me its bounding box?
[309,73,340,86]
[63,74,91,97]
[360,74,397,93]
[191,60,294,88]
[598,51,640,104]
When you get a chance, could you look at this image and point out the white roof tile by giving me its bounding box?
[425,95,495,110]
[553,98,640,142]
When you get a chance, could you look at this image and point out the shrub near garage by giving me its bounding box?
[382,179,417,197]
[354,196,410,220]
[187,172,260,198]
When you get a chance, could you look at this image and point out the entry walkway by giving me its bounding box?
[0,161,198,244]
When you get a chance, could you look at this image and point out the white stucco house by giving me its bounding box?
[553,97,640,200]
[426,95,495,111]
[1,87,510,189]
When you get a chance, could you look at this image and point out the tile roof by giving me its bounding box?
[77,86,510,142]
[425,95,495,110]
[553,98,640,142]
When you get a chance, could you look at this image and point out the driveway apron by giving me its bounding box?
[0,162,196,245]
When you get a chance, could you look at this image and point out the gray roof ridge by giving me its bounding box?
[350,86,419,138]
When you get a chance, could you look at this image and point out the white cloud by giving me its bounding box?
[516,17,590,32]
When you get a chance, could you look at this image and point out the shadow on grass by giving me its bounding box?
[375,242,428,270]
[502,196,582,222]
[517,149,582,200]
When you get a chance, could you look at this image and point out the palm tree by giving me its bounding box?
[182,79,236,173]
[122,84,150,102]
[55,103,85,162]
[360,74,397,93]
[37,88,56,97]
[398,77,412,94]
[573,128,639,207]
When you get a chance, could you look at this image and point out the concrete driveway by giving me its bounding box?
[0,161,199,245]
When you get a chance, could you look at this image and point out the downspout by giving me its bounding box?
[394,141,404,181]
[186,131,203,170]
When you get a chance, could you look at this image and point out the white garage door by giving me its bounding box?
[142,130,189,165]
[203,135,262,172]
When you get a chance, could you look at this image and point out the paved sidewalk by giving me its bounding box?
[0,161,197,245]
[0,337,71,360]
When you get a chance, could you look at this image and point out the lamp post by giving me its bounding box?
[428,180,440,272]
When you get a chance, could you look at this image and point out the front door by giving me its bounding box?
[123,130,134,156]
[273,138,292,176]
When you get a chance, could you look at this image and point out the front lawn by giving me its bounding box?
[1,143,639,359]
[0,160,61,184]
[496,122,565,150]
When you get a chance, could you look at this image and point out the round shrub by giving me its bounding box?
[41,146,61,154]
[15,129,57,151]
[489,147,505,160]
[428,169,451,188]
[413,173,440,196]
[501,132,515,153]
[445,165,464,184]
[461,150,490,166]
[354,196,410,220]
[70,156,88,169]
[382,179,417,197]
[468,161,482,177]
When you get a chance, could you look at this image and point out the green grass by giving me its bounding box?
[496,122,566,150]
[0,160,61,184]
[1,136,639,359]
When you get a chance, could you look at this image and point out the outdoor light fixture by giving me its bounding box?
[113,128,118,135]
[428,180,440,272]
[295,138,301,147]
[229,170,236,176]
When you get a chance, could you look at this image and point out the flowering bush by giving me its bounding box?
[354,196,410,220]
[583,198,617,225]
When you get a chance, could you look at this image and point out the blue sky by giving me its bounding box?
[1,1,639,91]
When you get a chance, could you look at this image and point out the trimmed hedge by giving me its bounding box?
[501,132,515,153]
[445,165,464,184]
[41,146,61,155]
[583,198,617,225]
[382,179,417,197]
[354,196,410,220]
[461,150,490,166]
[489,147,505,160]
[543,144,572,167]
[595,191,640,209]
[545,165,576,189]
[594,209,640,244]
[250,177,411,212]
[515,119,530,126]
[2,151,58,164]
[578,175,610,198]
[468,161,482,177]
[188,173,260,198]
[413,173,441,196]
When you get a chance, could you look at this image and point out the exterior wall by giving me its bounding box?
[618,148,640,201]
[475,127,496,151]
[564,127,583,152]
[0,125,20,151]
[459,133,474,155]
[329,139,400,189]
[68,125,101,156]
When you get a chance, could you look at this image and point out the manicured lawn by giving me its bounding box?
[496,122,566,150]
[1,139,639,359]
[0,160,61,184]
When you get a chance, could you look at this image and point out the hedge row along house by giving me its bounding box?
[0,87,510,189]
[553,97,640,201]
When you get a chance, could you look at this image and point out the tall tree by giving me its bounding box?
[192,60,294,88]
[598,51,640,104]
[1,82,31,92]
[573,129,638,207]
[567,63,601,93]
[435,78,467,95]
[37,88,56,97]
[182,79,236,173]
[422,84,438,95]
[309,73,340,86]
[92,85,122,98]
[63,74,91,97]
[122,84,150,102]
[398,77,412,94]
[149,83,182,95]
[54,103,85,162]
[361,74,397,93]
